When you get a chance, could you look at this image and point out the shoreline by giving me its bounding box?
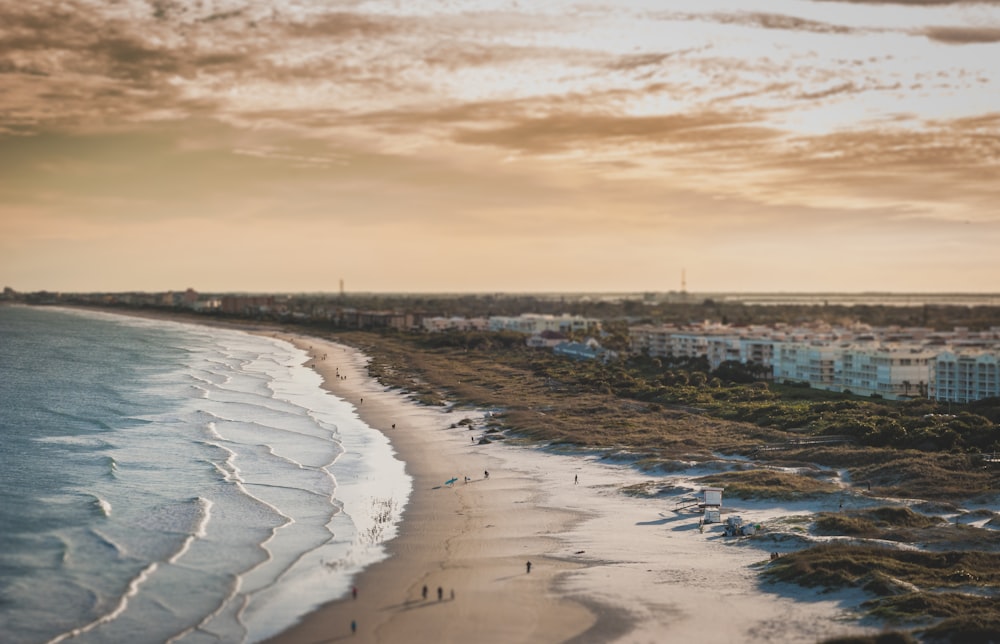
[263,333,597,643]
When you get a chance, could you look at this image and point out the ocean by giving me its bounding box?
[0,306,411,644]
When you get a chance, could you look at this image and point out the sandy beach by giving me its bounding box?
[263,333,876,644]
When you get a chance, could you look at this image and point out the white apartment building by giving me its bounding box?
[629,324,679,357]
[488,314,601,335]
[629,322,1000,402]
[931,350,1000,403]
[422,316,489,332]
[837,345,934,399]
[740,338,776,369]
[772,342,838,388]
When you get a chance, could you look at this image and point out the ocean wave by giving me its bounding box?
[88,529,125,558]
[91,495,112,518]
[167,497,213,565]
[46,561,160,644]
[41,406,115,431]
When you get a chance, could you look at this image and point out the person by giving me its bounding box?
[422,585,428,600]
[484,470,489,479]
[574,474,578,484]
[392,423,396,429]
[471,435,475,443]
[437,586,443,601]
[351,619,356,635]
[526,561,532,574]
[360,397,363,405]
[352,585,357,599]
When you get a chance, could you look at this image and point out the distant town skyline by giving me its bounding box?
[1,1,998,294]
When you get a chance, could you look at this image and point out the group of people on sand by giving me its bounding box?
[421,584,455,602]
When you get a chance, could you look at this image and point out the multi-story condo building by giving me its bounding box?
[931,351,1000,403]
[739,338,776,369]
[632,322,1000,402]
[836,345,934,399]
[488,314,601,335]
[772,342,838,388]
[422,316,489,332]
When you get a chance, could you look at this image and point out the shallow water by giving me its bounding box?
[0,306,411,643]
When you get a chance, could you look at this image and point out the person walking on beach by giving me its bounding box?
[352,585,357,599]
[574,474,578,485]
[422,585,428,600]
[437,586,443,601]
[484,470,489,479]
[526,561,532,574]
[351,620,356,635]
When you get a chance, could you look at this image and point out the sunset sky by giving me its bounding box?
[1,0,998,294]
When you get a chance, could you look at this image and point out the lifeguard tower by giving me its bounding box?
[673,486,725,523]
[699,487,723,524]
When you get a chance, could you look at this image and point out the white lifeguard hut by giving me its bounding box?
[699,487,724,524]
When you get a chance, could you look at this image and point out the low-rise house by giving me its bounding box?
[554,339,607,361]
[527,330,568,348]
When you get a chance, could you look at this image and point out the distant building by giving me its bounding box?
[422,316,489,332]
[553,338,615,362]
[527,330,568,348]
[772,341,838,388]
[931,350,1000,403]
[630,321,985,400]
[836,345,934,399]
[489,314,601,335]
[221,295,276,316]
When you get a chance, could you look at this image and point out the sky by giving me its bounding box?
[1,0,999,294]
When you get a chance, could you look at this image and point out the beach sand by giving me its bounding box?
[263,335,596,643]
[264,334,876,644]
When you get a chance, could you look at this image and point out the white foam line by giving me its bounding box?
[46,562,159,644]
[168,497,213,565]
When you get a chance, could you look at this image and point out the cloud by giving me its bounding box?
[796,82,859,100]
[920,26,1000,43]
[451,111,779,154]
[705,11,860,34]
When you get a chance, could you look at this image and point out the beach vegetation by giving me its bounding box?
[696,469,840,500]
[764,543,1000,642]
[814,506,944,540]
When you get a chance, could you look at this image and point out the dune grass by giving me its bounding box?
[696,469,840,500]
[765,543,1000,642]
